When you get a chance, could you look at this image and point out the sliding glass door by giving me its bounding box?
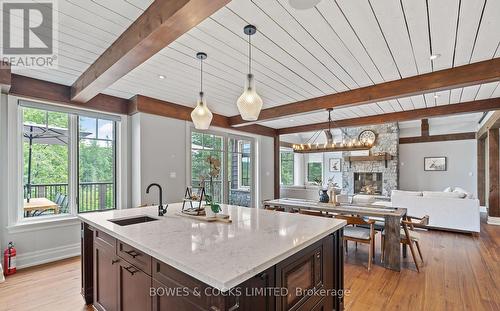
[190,131,254,207]
[228,137,253,207]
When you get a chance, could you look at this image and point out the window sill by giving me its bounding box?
[280,185,307,190]
[7,215,81,234]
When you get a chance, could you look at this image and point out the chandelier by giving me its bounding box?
[292,108,375,153]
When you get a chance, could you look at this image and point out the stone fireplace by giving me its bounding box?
[354,172,383,195]
[342,123,399,196]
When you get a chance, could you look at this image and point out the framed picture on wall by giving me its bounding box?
[424,157,447,171]
[329,158,342,172]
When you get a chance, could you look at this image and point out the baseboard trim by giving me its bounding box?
[487,216,500,226]
[16,243,81,269]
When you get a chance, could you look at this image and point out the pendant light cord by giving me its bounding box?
[248,33,252,75]
[200,57,203,93]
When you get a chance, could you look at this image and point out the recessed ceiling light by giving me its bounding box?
[434,95,439,99]
[430,54,441,60]
[158,75,165,79]
[290,119,295,122]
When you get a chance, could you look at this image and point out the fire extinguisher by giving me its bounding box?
[3,242,17,276]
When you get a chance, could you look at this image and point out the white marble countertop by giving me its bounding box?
[78,203,345,291]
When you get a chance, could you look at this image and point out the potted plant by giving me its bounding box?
[204,155,221,218]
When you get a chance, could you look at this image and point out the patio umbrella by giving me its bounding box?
[23,123,90,202]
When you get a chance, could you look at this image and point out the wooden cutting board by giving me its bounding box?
[175,212,232,223]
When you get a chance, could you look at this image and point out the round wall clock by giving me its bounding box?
[358,130,376,144]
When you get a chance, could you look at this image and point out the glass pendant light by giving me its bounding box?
[237,25,263,121]
[191,52,213,130]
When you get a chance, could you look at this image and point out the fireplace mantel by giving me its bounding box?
[344,152,393,168]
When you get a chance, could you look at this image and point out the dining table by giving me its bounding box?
[24,197,59,217]
[263,198,407,271]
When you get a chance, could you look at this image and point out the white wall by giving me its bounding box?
[131,113,188,206]
[323,152,343,186]
[399,140,477,197]
[258,136,275,203]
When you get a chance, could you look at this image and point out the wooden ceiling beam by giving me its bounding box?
[421,119,429,137]
[399,132,476,144]
[230,58,500,126]
[70,0,231,102]
[10,74,130,114]
[278,98,500,135]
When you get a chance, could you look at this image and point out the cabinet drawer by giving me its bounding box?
[94,229,116,252]
[117,241,152,275]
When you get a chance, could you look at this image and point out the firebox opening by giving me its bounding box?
[354,173,383,195]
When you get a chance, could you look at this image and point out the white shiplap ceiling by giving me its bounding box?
[3,0,500,127]
[5,0,154,84]
[104,0,500,118]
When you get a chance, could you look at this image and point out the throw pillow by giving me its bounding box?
[422,191,464,199]
[453,187,471,199]
[443,186,454,192]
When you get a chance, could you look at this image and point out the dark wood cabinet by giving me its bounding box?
[275,235,333,311]
[92,228,153,311]
[93,234,118,311]
[118,261,152,311]
[82,226,344,311]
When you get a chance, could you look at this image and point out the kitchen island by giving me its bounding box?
[79,203,346,311]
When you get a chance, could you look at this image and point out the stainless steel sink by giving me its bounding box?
[109,216,158,226]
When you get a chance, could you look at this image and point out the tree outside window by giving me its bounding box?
[191,132,224,203]
[280,150,294,186]
[307,162,322,184]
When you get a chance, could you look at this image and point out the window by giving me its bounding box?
[228,137,252,207]
[306,154,323,184]
[78,117,116,213]
[191,132,224,203]
[238,141,251,188]
[23,107,70,217]
[20,104,118,218]
[280,149,294,186]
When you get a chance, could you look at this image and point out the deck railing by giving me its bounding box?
[24,182,114,213]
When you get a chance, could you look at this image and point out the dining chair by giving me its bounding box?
[299,209,333,218]
[381,215,429,272]
[59,195,69,214]
[335,215,377,271]
[54,193,63,205]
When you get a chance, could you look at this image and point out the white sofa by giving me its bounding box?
[391,190,480,233]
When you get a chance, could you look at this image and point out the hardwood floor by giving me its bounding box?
[0,218,498,311]
[344,217,500,310]
[0,257,92,311]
